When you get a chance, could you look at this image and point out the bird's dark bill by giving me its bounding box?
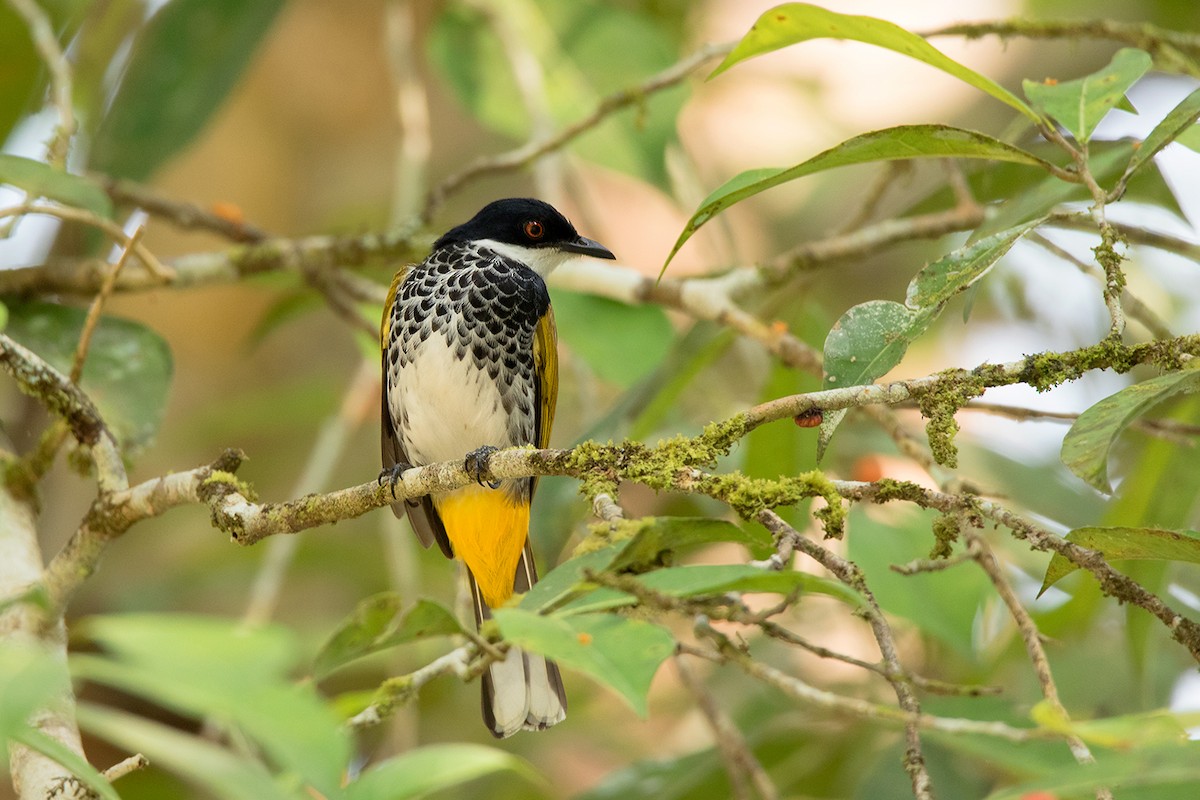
[561,236,616,259]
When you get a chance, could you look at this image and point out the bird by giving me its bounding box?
[380,197,615,737]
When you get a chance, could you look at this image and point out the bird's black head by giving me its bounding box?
[434,198,615,269]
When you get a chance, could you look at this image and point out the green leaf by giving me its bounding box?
[639,564,860,603]
[1061,367,1200,492]
[823,300,925,391]
[90,0,286,181]
[1030,703,1189,748]
[1022,48,1152,144]
[666,125,1050,269]
[555,564,862,615]
[77,703,294,800]
[76,614,350,798]
[4,301,173,450]
[313,595,463,680]
[522,517,767,613]
[79,613,297,685]
[606,516,768,573]
[905,220,1043,310]
[0,643,67,745]
[818,221,1040,456]
[1177,124,1200,152]
[975,142,1136,239]
[0,155,112,218]
[713,4,1038,122]
[1039,526,1200,594]
[1122,86,1200,181]
[819,301,926,456]
[984,742,1200,800]
[0,4,43,144]
[493,609,674,716]
[346,743,543,800]
[9,729,120,800]
[520,547,621,612]
[429,3,683,187]
[551,290,675,388]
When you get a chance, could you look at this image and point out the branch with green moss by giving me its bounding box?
[924,18,1200,77]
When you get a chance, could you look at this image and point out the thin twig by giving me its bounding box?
[6,0,76,167]
[423,41,733,220]
[694,619,1053,744]
[71,226,145,383]
[756,510,934,799]
[101,753,149,783]
[675,654,779,800]
[967,532,1111,800]
[0,203,173,280]
[100,177,269,243]
[1029,232,1172,340]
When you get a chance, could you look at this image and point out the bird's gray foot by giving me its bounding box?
[378,462,413,499]
[465,445,501,489]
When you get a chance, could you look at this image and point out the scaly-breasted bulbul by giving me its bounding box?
[381,198,615,737]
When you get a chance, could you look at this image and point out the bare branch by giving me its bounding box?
[100,177,270,243]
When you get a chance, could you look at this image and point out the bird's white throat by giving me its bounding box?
[474,238,575,277]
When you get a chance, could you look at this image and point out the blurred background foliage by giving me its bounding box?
[3,0,1200,798]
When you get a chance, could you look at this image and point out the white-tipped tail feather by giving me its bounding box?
[471,542,567,738]
[482,648,567,738]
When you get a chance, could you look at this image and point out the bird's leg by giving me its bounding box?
[378,461,413,499]
[464,445,501,489]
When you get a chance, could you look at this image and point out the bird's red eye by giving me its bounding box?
[523,220,545,240]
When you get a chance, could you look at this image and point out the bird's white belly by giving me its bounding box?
[394,332,510,465]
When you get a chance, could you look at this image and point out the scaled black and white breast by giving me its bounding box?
[384,243,550,474]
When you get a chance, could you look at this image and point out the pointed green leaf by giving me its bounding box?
[77,703,293,800]
[76,614,350,798]
[713,4,1038,122]
[520,547,621,613]
[91,0,286,181]
[79,613,297,685]
[665,125,1050,269]
[493,609,674,717]
[1061,367,1200,492]
[1040,526,1200,594]
[555,564,862,615]
[346,744,542,800]
[639,563,860,603]
[0,155,111,218]
[1023,48,1152,144]
[313,595,463,679]
[523,517,769,612]
[906,220,1043,309]
[815,407,848,463]
[1123,86,1200,181]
